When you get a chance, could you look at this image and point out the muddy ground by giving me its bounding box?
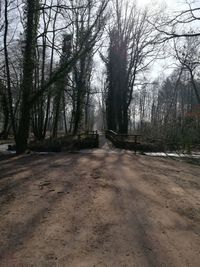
[0,150,200,267]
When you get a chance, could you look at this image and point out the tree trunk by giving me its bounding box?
[0,94,9,139]
[16,0,40,153]
[4,0,16,139]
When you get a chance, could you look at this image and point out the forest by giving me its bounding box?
[0,0,199,153]
[0,1,200,266]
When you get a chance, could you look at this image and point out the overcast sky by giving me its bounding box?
[137,0,187,10]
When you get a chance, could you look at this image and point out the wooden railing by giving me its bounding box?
[106,130,200,153]
[77,130,99,149]
[78,130,98,139]
[105,130,141,144]
[105,130,165,152]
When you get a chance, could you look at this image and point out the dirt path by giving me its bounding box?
[0,150,200,266]
[98,134,114,150]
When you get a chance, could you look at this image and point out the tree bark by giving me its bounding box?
[16,0,40,153]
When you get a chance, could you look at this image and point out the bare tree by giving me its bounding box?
[104,0,160,133]
[153,1,200,42]
[16,0,40,153]
[174,36,200,104]
[15,0,108,152]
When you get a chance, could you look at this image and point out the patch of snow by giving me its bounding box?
[0,143,16,154]
[145,152,200,159]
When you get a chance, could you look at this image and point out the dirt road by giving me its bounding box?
[0,150,200,266]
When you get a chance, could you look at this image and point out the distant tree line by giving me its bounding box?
[129,68,200,147]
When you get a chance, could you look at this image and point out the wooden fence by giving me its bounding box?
[77,130,99,149]
[105,130,164,152]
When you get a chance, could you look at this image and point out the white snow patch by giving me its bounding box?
[145,152,200,159]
